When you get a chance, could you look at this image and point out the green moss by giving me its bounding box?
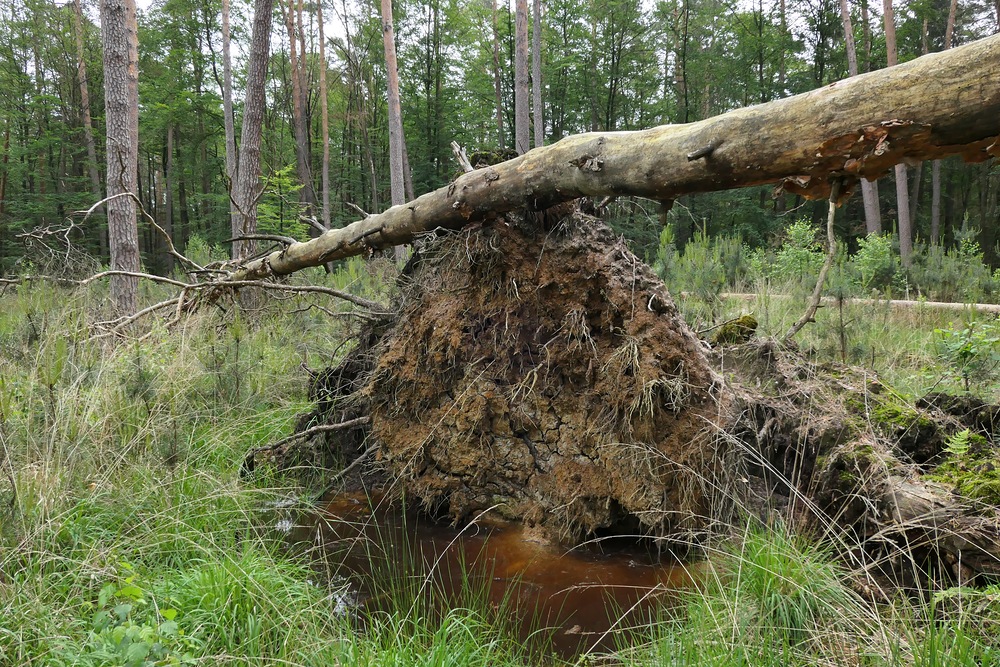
[927,430,1000,505]
[711,314,758,345]
[869,402,935,432]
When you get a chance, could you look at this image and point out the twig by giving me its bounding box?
[594,196,617,214]
[224,233,299,246]
[686,141,720,161]
[697,315,748,335]
[212,280,387,311]
[784,179,842,342]
[316,444,377,500]
[249,415,371,456]
[302,216,331,234]
[345,202,371,218]
[91,296,182,339]
[80,270,191,289]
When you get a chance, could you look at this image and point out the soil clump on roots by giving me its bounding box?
[304,211,739,546]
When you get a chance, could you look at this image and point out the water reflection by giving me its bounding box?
[292,492,699,660]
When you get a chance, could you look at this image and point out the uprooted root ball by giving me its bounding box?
[319,211,740,545]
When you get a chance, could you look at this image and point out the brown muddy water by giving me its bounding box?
[284,492,700,661]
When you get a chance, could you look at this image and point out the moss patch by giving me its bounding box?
[711,314,758,345]
[927,430,1000,505]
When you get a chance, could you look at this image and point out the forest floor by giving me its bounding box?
[2,239,1000,665]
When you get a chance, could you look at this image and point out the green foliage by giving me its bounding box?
[852,233,899,293]
[769,218,826,288]
[934,319,1000,391]
[907,228,998,304]
[655,226,745,303]
[929,429,1000,505]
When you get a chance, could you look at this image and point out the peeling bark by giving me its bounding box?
[236,34,1000,281]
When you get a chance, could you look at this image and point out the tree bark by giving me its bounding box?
[883,0,912,264]
[74,0,106,258]
[222,0,239,241]
[492,0,504,147]
[931,0,959,244]
[163,123,174,274]
[532,0,543,148]
[317,1,331,230]
[283,0,317,219]
[235,33,1000,280]
[232,0,275,261]
[380,0,407,261]
[100,0,141,314]
[514,0,530,153]
[839,0,881,234]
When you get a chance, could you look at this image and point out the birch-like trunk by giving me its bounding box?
[492,0,504,147]
[839,0,881,234]
[284,0,317,219]
[931,0,959,244]
[883,0,912,264]
[381,0,407,261]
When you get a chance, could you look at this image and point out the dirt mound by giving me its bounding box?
[306,211,738,544]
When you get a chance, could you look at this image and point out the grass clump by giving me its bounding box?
[628,523,876,666]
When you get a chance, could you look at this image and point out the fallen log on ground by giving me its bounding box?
[236,33,1000,281]
[714,293,1000,315]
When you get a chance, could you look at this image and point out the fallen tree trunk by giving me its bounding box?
[237,33,1000,281]
[716,293,1000,315]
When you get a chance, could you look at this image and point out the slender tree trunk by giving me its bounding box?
[883,0,912,264]
[163,123,174,273]
[931,0,959,243]
[531,0,543,148]
[381,0,407,261]
[931,159,942,243]
[232,0,275,261]
[514,0,530,153]
[945,0,958,47]
[860,0,873,73]
[100,0,141,314]
[284,0,317,220]
[317,1,330,230]
[839,0,881,234]
[74,0,107,258]
[492,0,504,147]
[0,123,10,220]
[222,0,239,241]
[778,0,787,94]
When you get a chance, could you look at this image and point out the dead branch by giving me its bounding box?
[784,179,842,342]
[248,415,372,457]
